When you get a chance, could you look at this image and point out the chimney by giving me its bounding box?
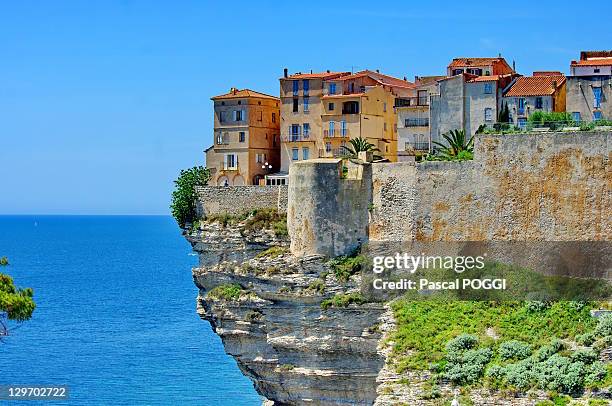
[326,69,330,73]
[230,87,238,94]
[552,80,557,89]
[310,69,313,73]
[415,75,419,82]
[498,52,502,58]
[403,76,407,81]
[512,60,516,72]
[283,68,288,78]
[376,69,380,73]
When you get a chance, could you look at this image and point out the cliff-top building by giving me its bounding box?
[206,88,280,186]
[566,51,612,123]
[430,56,517,145]
[502,72,566,128]
[278,69,413,178]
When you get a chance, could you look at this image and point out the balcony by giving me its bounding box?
[319,148,344,158]
[323,129,349,138]
[405,141,429,151]
[281,133,312,142]
[404,118,429,127]
[395,96,429,107]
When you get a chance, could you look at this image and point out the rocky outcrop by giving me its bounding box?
[187,221,385,405]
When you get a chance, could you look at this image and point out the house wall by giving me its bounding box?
[571,65,612,76]
[430,76,465,145]
[566,76,612,122]
[465,81,499,135]
[503,95,554,125]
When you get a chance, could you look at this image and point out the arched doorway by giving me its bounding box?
[217,175,230,186]
[233,175,245,186]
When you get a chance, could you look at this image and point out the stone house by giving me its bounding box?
[502,72,566,128]
[566,51,612,123]
[429,72,516,145]
[395,76,443,157]
[205,88,280,186]
[447,56,515,77]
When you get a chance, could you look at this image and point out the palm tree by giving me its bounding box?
[340,137,382,160]
[432,129,474,159]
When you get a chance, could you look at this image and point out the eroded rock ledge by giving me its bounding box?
[187,221,386,405]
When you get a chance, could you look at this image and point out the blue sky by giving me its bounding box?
[1,1,608,214]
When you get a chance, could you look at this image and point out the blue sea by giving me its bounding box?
[0,215,261,405]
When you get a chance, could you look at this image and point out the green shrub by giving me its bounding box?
[279,364,295,371]
[446,334,478,353]
[594,314,612,337]
[306,279,325,294]
[0,257,8,266]
[170,166,210,228]
[485,364,506,380]
[570,349,598,364]
[207,283,243,301]
[243,209,287,236]
[321,292,365,310]
[328,250,366,282]
[526,300,550,312]
[585,361,607,385]
[499,340,532,361]
[444,347,492,385]
[576,332,596,346]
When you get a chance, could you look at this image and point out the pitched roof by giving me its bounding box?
[340,70,415,89]
[285,71,350,80]
[468,74,504,82]
[504,75,566,97]
[533,71,563,76]
[211,88,279,100]
[448,57,506,68]
[571,58,612,67]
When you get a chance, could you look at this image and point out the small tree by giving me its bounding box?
[1,272,35,339]
[170,166,211,228]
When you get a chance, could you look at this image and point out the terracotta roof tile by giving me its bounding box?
[570,58,612,67]
[285,72,350,79]
[448,57,504,68]
[468,74,503,82]
[340,70,415,89]
[211,88,278,100]
[504,75,565,97]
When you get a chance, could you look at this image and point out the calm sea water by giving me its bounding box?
[0,215,260,405]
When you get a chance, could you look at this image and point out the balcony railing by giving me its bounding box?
[404,118,429,127]
[281,133,311,142]
[319,148,345,158]
[395,96,429,107]
[405,141,429,151]
[323,129,349,138]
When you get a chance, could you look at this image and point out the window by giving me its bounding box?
[292,148,299,161]
[593,87,602,108]
[342,101,359,114]
[594,68,600,73]
[303,123,310,136]
[291,124,301,140]
[517,98,525,114]
[219,111,226,123]
[293,98,298,112]
[256,153,266,163]
[340,120,346,136]
[468,68,483,76]
[328,102,335,111]
[303,79,309,95]
[384,122,387,131]
[535,97,543,109]
[329,121,335,136]
[329,83,336,95]
[234,110,245,121]
[224,154,238,170]
[302,147,310,160]
[594,111,602,120]
[325,142,332,153]
[239,132,245,142]
[452,69,463,76]
[303,97,309,112]
[572,112,581,123]
[292,80,299,95]
[272,113,276,123]
[517,118,527,129]
[258,111,263,121]
[484,108,493,122]
[349,82,355,93]
[484,83,493,94]
[383,102,387,112]
[216,133,223,144]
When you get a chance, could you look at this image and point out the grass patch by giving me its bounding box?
[243,209,287,237]
[321,292,366,310]
[306,279,325,294]
[255,246,289,259]
[207,283,244,301]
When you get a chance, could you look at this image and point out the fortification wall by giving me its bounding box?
[195,185,288,217]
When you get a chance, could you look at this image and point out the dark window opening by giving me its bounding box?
[342,101,359,114]
[293,98,298,112]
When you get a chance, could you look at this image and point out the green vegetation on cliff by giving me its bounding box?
[203,208,288,237]
[207,283,244,301]
[390,300,611,396]
[171,166,210,228]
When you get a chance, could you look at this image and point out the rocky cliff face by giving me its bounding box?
[186,221,386,405]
